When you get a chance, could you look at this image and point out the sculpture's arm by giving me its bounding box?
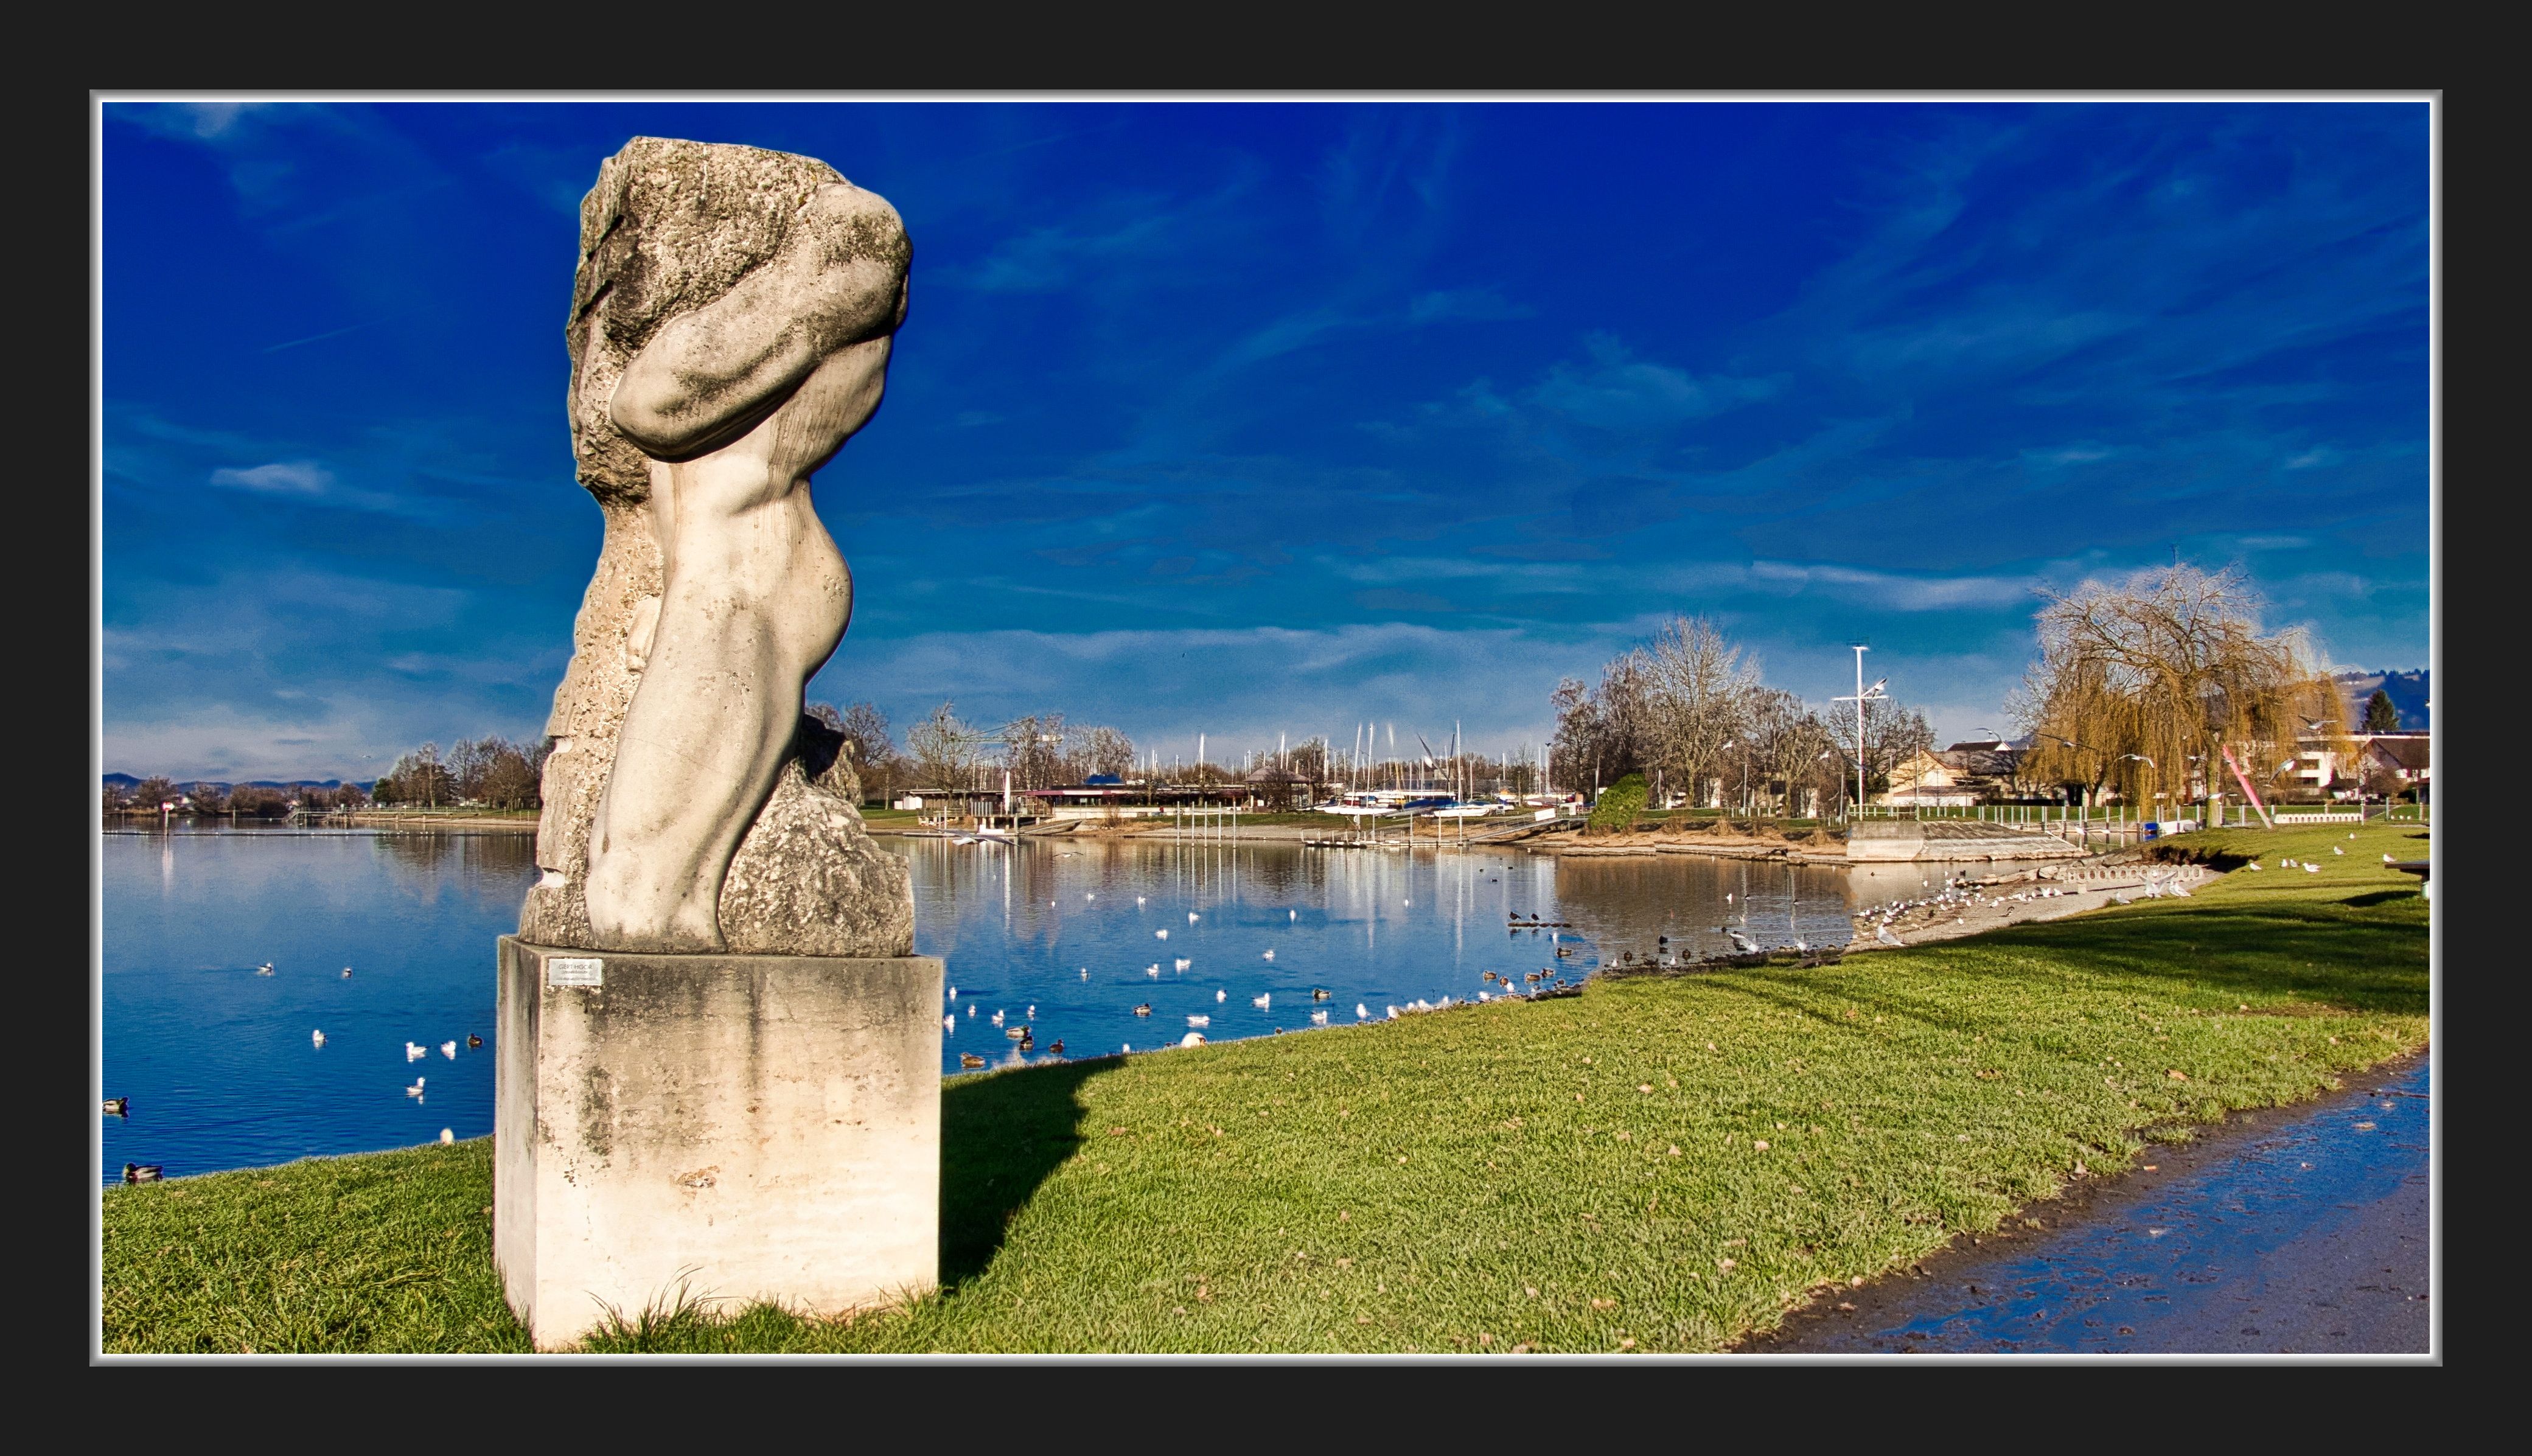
[610,184,910,461]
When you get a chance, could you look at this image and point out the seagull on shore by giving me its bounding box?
[1877,924,1905,948]
[1386,1006,1400,1019]
[2332,845,2345,855]
[1181,1032,1206,1047]
[2305,862,2321,874]
[1726,928,1758,955]
[123,1163,163,1183]
[439,1128,454,1144]
[1358,1003,1371,1019]
[2247,862,2264,871]
[103,1097,128,1116]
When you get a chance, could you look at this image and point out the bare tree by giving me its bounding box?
[1641,615,1759,808]
[1073,724,1136,779]
[2016,562,2339,811]
[907,702,982,791]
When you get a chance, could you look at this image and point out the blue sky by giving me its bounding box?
[100,100,2430,780]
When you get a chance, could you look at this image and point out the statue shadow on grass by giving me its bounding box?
[937,1056,1113,1286]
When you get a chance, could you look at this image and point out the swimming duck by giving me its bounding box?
[103,1097,128,1116]
[960,1053,986,1068]
[341,967,352,978]
[1133,1003,1153,1017]
[1047,1040,1064,1056]
[1311,988,1331,1001]
[123,1162,163,1183]
[1005,1026,1029,1040]
[467,1034,482,1049]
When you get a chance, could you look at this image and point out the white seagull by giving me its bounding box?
[1187,1014,1210,1028]
[1157,929,1170,940]
[441,1040,457,1060]
[1148,964,1162,977]
[1253,992,1271,1009]
[1176,958,1192,971]
[406,1077,426,1097]
[943,1014,956,1031]
[1877,924,1905,948]
[1311,1009,1330,1025]
[1357,1003,1371,1019]
[405,1041,427,1062]
[439,1128,454,1144]
[1188,911,1201,924]
[1216,988,1228,1002]
[312,1029,326,1047]
[1261,949,1275,961]
[1180,1032,1206,1047]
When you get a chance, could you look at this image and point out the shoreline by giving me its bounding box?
[1748,1047,2430,1354]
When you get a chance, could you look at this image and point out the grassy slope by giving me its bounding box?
[103,822,2427,1354]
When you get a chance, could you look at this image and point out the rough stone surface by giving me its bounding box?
[495,938,943,1349]
[521,136,912,954]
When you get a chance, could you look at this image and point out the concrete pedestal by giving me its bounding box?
[494,936,942,1348]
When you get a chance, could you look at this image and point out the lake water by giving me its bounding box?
[102,827,1976,1185]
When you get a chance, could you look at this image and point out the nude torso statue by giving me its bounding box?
[523,139,915,956]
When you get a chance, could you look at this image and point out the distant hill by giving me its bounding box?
[2333,669,2429,732]
[103,774,369,792]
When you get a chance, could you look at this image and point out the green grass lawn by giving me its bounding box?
[102,822,2427,1354]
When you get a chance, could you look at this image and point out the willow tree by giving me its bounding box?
[2017,563,2341,810]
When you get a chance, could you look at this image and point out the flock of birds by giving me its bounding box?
[107,960,482,1183]
[943,869,1597,1067]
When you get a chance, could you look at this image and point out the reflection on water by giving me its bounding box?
[102,827,535,1186]
[907,838,1868,1078]
[104,826,1975,1181]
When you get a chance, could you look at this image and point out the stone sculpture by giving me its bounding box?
[520,136,914,958]
[499,138,942,1348]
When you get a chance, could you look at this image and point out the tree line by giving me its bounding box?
[1549,615,1930,817]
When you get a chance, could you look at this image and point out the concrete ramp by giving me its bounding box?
[1847,818,2090,862]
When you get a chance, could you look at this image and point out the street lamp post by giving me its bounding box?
[1832,644,1886,818]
